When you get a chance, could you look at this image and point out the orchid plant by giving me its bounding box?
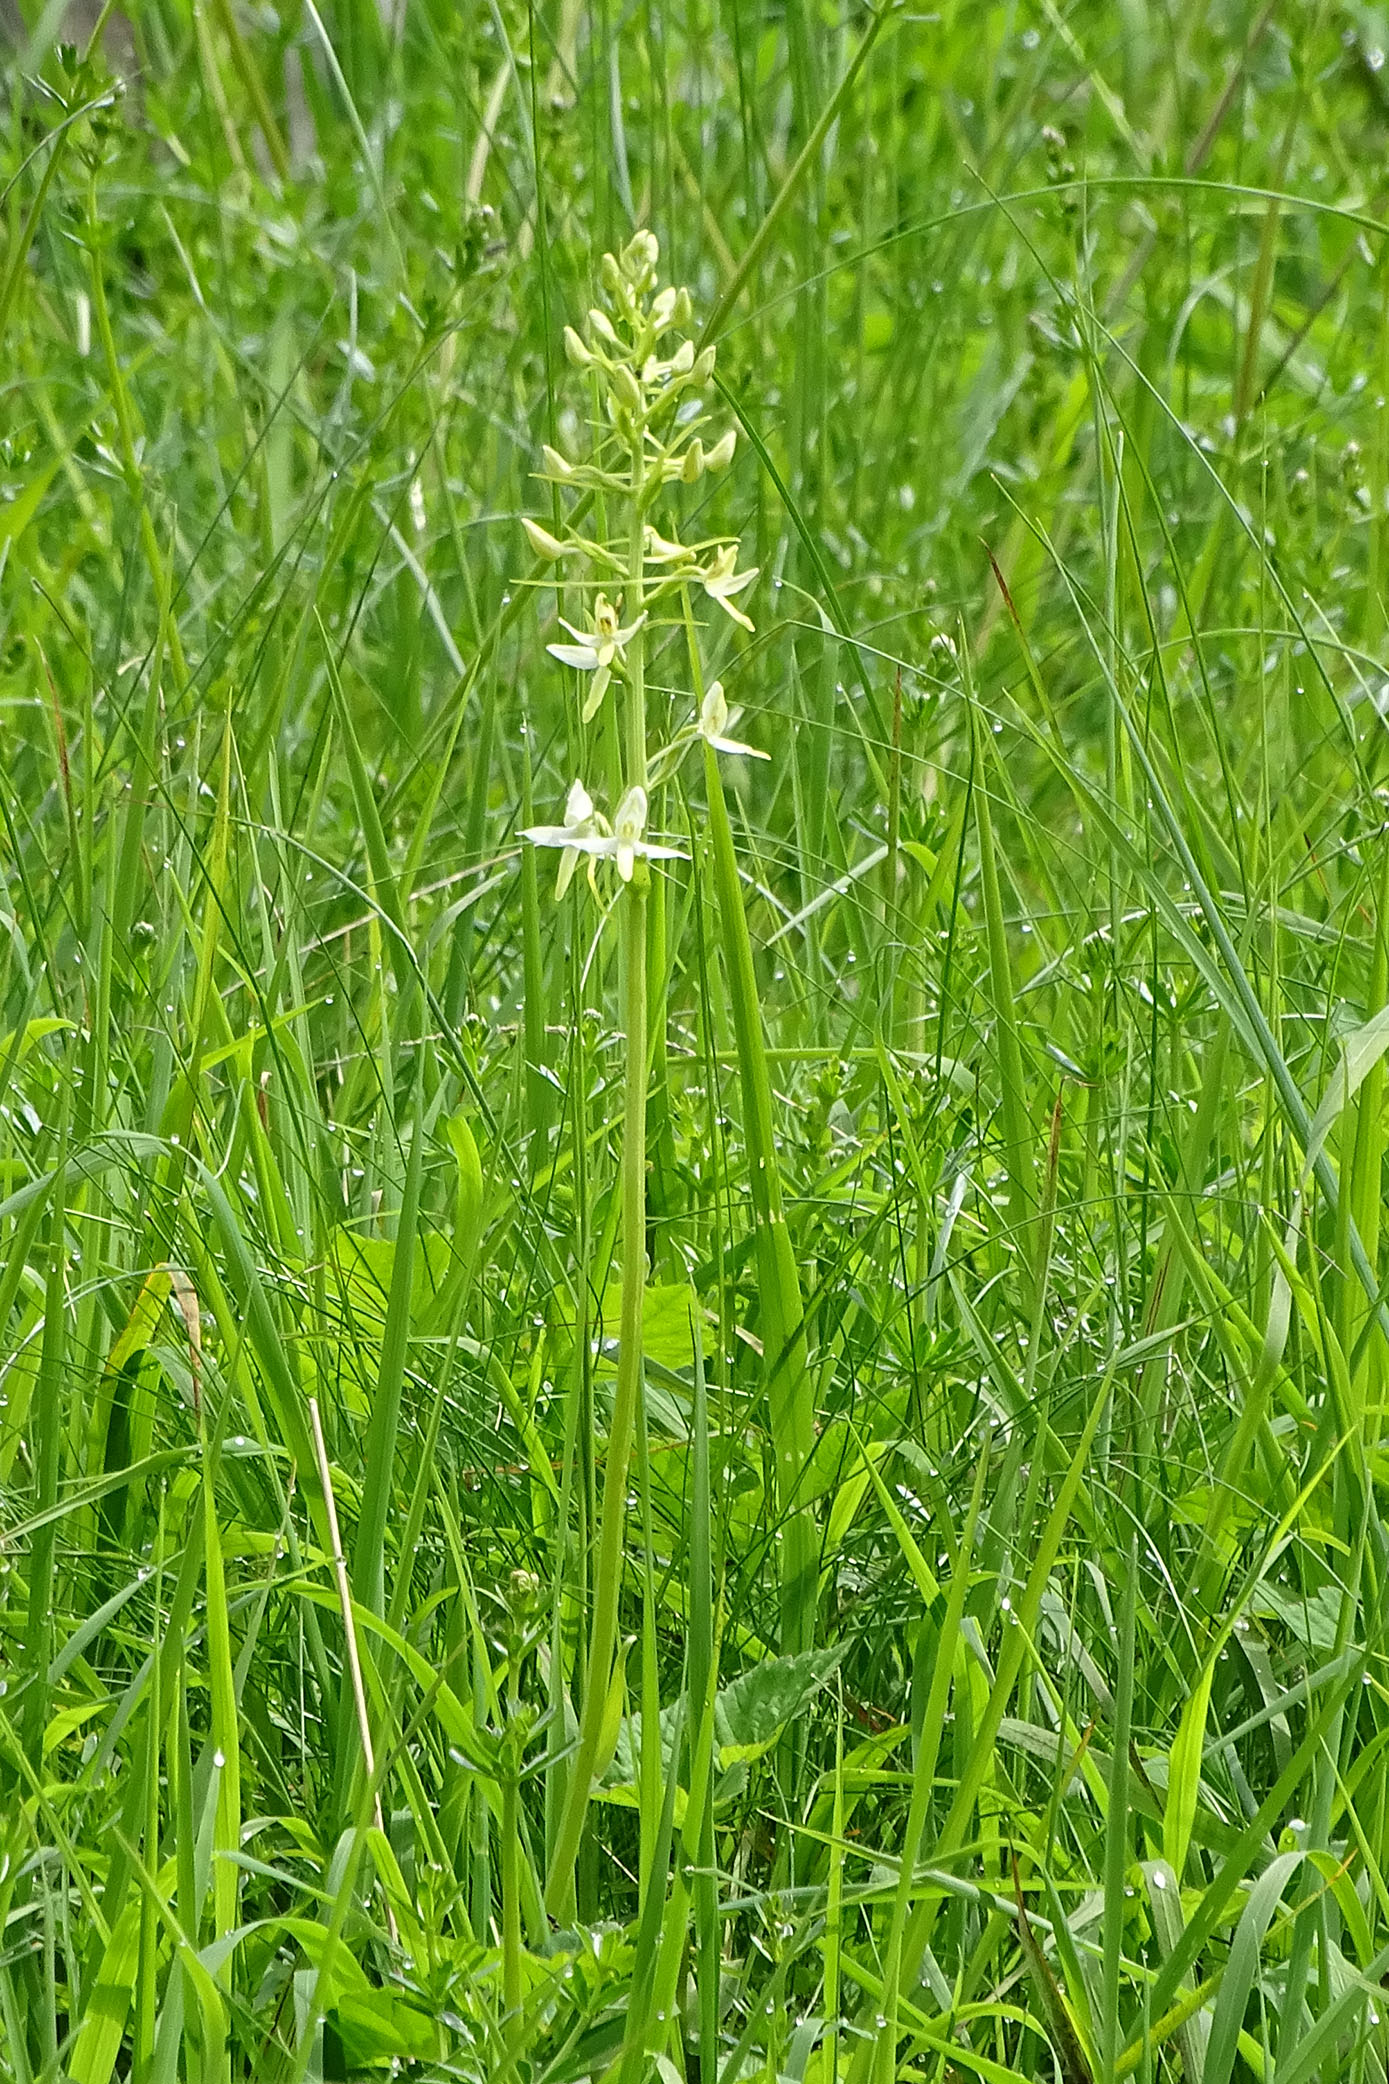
[520,231,763,1915]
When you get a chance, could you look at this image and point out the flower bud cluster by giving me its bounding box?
[526,231,749,569]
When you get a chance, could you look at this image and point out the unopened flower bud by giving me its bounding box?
[704,427,737,471]
[522,516,567,560]
[681,438,705,483]
[692,345,716,384]
[651,286,678,331]
[622,230,659,285]
[701,682,729,738]
[563,325,591,367]
[600,253,623,296]
[541,444,574,481]
[588,307,619,348]
[610,362,642,414]
[673,288,693,330]
[671,339,695,377]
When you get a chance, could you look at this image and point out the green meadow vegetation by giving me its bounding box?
[3,0,1389,2077]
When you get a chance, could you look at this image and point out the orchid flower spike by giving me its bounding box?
[697,682,769,760]
[701,544,759,631]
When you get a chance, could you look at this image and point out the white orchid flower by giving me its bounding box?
[522,778,607,899]
[611,785,685,880]
[546,593,647,721]
[640,338,695,386]
[701,544,759,631]
[697,682,768,760]
[523,780,684,896]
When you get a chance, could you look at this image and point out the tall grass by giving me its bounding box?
[2,1,1389,2079]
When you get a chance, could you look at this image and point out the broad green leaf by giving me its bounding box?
[714,1645,845,1763]
[67,1898,141,2084]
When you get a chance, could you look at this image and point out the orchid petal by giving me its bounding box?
[548,641,602,671]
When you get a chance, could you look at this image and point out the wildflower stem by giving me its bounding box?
[546,876,648,1917]
[547,421,654,1917]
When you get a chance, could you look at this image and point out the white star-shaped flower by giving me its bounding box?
[610,785,685,881]
[547,594,647,720]
[701,544,759,631]
[522,779,684,895]
[697,682,768,760]
[522,779,606,899]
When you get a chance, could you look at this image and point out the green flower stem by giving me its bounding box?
[546,431,652,1920]
[546,874,648,1917]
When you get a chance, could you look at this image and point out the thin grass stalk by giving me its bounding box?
[307,1396,398,1946]
[966,681,1038,1305]
[686,1294,720,2066]
[20,1106,67,1770]
[701,738,816,1660]
[1101,1544,1138,2081]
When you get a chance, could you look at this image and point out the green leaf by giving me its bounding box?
[555,1278,708,1379]
[67,1898,141,2084]
[331,1988,439,2066]
[447,1112,484,1263]
[714,1645,845,1763]
[327,1227,453,1335]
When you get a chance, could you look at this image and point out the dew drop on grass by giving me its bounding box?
[213,1748,226,1769]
